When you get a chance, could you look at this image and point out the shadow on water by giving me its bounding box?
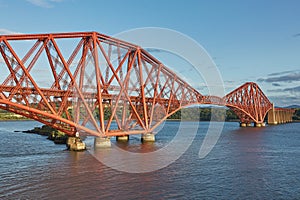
[1,121,300,199]
[228,125,270,156]
[113,137,160,153]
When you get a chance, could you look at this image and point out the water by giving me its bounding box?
[0,120,299,199]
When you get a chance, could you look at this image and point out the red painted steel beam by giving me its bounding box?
[0,31,294,137]
[224,82,273,123]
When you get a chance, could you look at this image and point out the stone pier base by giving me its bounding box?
[255,123,262,127]
[116,135,129,142]
[268,121,278,125]
[94,137,111,148]
[240,122,266,127]
[255,122,266,127]
[141,133,155,142]
[240,122,247,127]
[66,137,86,151]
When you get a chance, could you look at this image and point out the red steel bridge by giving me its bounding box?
[0,32,295,138]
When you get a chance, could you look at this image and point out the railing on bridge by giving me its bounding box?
[0,31,295,139]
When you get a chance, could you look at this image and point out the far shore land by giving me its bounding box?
[1,118,299,123]
[0,107,299,145]
[1,107,299,123]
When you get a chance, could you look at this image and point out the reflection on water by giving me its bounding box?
[0,121,300,199]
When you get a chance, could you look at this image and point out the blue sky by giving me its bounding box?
[0,0,299,106]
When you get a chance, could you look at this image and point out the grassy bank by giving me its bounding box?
[0,110,28,121]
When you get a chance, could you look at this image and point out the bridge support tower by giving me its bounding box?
[240,122,247,127]
[66,137,86,151]
[254,122,266,127]
[94,137,112,148]
[141,133,155,142]
[268,104,278,125]
[268,104,294,125]
[240,122,253,127]
[116,135,129,142]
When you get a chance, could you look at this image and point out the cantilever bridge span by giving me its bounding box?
[0,32,294,137]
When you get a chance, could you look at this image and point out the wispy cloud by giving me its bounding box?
[258,70,300,83]
[224,80,235,84]
[268,85,300,93]
[145,48,164,53]
[285,86,300,93]
[0,29,22,35]
[267,70,295,77]
[258,69,300,106]
[272,83,281,87]
[269,95,300,107]
[26,0,63,8]
[293,33,300,37]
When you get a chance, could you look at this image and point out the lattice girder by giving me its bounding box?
[0,32,203,137]
[225,82,273,123]
[0,32,290,136]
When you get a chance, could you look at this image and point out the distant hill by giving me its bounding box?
[284,105,300,109]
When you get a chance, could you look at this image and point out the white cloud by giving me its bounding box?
[0,29,22,35]
[26,0,63,8]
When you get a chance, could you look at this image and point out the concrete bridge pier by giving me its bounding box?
[66,136,86,151]
[141,133,155,142]
[240,122,265,127]
[240,122,252,127]
[240,122,247,127]
[94,137,111,148]
[116,135,129,142]
[268,104,294,125]
[268,106,278,125]
[254,122,266,127]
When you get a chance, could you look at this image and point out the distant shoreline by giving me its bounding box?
[0,118,31,121]
[1,118,299,123]
[1,107,299,123]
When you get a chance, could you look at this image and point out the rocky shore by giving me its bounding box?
[18,125,86,151]
[22,125,68,144]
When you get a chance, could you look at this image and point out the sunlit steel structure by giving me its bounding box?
[0,32,294,137]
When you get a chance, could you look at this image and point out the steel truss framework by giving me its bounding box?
[0,32,293,137]
[203,82,275,123]
[225,82,273,123]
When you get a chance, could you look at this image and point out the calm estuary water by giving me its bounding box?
[0,120,299,199]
